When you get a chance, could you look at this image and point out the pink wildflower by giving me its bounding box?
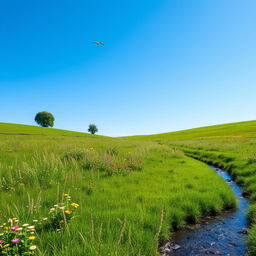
[11,238,21,243]
[11,226,20,231]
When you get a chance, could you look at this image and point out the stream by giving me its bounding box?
[162,165,249,256]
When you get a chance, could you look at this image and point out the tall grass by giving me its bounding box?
[0,133,236,255]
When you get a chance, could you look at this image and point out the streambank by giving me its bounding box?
[161,165,248,256]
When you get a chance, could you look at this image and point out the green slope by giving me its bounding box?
[0,122,236,255]
[123,120,256,140]
[0,122,104,137]
[1,120,255,254]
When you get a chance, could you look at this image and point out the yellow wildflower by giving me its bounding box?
[28,236,36,240]
[65,210,72,215]
[71,203,79,208]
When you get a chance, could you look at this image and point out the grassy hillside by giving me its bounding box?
[0,123,235,256]
[124,120,256,255]
[122,120,256,255]
[124,120,256,140]
[0,123,103,137]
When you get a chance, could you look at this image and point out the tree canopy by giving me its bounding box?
[88,124,98,134]
[34,111,55,127]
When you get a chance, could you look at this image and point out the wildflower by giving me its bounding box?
[16,228,23,231]
[59,206,65,210]
[11,226,20,231]
[59,220,65,224]
[11,238,21,243]
[0,233,3,236]
[54,204,59,207]
[42,217,48,221]
[71,203,80,208]
[65,210,72,215]
[22,224,29,227]
[33,220,38,223]
[12,218,17,221]
[28,226,35,229]
[29,245,37,250]
[3,243,10,248]
[28,236,36,240]
[64,194,69,197]
[49,208,55,212]
[0,240,4,244]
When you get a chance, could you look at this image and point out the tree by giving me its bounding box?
[34,111,55,127]
[88,124,98,134]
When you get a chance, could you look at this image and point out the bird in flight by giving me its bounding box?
[92,41,105,46]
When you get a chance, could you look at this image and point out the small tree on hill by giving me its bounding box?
[35,111,55,127]
[88,124,98,134]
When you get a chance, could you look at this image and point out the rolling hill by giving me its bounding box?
[123,120,256,140]
[0,122,104,137]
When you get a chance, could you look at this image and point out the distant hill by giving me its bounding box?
[2,121,256,141]
[122,120,256,140]
[0,123,104,137]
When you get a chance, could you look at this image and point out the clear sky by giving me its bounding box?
[1,0,256,136]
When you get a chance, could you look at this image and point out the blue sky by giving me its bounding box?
[1,0,256,136]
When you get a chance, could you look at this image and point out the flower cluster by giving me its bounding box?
[0,218,37,255]
[38,194,80,231]
[0,194,79,255]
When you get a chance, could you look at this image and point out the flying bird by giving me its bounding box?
[92,41,105,46]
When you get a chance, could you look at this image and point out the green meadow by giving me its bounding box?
[124,120,256,141]
[0,122,238,255]
[126,120,256,255]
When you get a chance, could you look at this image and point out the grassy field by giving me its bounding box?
[0,123,236,256]
[125,120,256,255]
[124,120,256,140]
[0,123,103,137]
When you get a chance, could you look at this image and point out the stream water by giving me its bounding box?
[162,166,249,256]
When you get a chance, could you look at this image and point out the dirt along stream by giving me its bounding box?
[161,165,249,256]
